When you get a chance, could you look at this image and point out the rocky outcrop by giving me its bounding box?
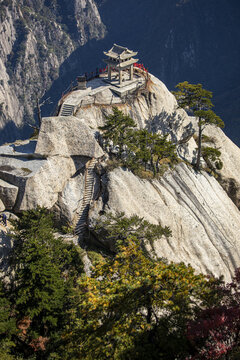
[35,116,104,158]
[89,163,240,281]
[15,156,84,211]
[0,67,239,283]
[53,171,85,225]
[0,141,88,211]
[0,179,18,210]
[72,73,240,201]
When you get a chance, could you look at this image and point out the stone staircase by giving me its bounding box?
[75,158,97,237]
[59,103,75,116]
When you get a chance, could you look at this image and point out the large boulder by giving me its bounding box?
[0,154,88,211]
[53,171,85,225]
[90,163,240,282]
[15,156,87,211]
[35,116,104,158]
[0,179,18,210]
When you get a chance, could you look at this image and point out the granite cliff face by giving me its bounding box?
[0,71,239,281]
[90,164,240,281]
[0,0,105,143]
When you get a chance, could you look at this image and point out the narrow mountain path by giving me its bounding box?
[59,103,75,116]
[74,158,97,238]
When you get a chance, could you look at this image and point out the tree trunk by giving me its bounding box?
[150,155,156,176]
[156,157,160,173]
[195,118,202,170]
[147,306,152,324]
[37,98,42,128]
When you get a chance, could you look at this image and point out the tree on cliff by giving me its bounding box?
[99,107,136,158]
[0,281,17,360]
[92,211,172,250]
[133,130,178,174]
[172,82,224,170]
[99,108,177,176]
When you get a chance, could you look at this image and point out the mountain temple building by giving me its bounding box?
[57,44,147,116]
[103,44,139,86]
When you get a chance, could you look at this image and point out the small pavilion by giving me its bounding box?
[103,44,138,86]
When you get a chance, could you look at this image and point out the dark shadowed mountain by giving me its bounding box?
[1,0,240,145]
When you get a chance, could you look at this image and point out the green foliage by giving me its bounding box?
[173,81,224,170]
[99,108,178,177]
[93,212,172,250]
[86,250,104,265]
[64,237,219,360]
[201,134,215,143]
[194,109,224,129]
[99,107,136,158]
[172,82,213,112]
[130,130,178,172]
[0,208,237,359]
[202,146,223,171]
[6,207,83,357]
[0,281,17,360]
[61,224,75,235]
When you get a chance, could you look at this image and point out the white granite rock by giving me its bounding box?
[53,172,85,224]
[0,179,18,210]
[35,116,104,158]
[0,154,87,211]
[16,156,83,211]
[91,163,240,282]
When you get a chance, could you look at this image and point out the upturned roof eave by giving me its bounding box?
[103,58,139,68]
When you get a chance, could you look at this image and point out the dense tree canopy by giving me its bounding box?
[64,237,220,360]
[4,208,84,358]
[99,107,178,176]
[99,107,136,159]
[1,208,240,359]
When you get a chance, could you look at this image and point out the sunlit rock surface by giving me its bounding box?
[90,163,240,281]
[35,116,104,158]
[0,71,239,281]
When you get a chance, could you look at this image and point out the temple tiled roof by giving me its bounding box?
[104,44,138,60]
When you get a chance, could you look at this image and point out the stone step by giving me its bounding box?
[74,158,97,237]
[59,103,75,116]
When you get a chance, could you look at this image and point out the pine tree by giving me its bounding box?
[0,281,17,360]
[8,208,83,357]
[93,211,172,250]
[172,82,224,170]
[99,107,136,158]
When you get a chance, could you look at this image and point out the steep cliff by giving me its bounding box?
[0,70,239,281]
[0,0,105,143]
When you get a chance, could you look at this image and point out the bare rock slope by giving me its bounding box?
[90,164,240,281]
